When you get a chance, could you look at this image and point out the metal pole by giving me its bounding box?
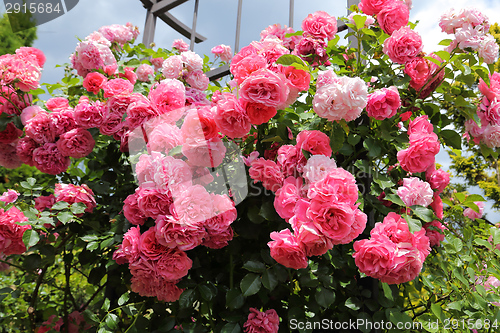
[142,3,157,46]
[289,0,294,29]
[347,0,358,48]
[235,0,243,52]
[190,0,200,51]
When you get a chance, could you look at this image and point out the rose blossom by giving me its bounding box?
[55,183,96,214]
[74,100,108,129]
[405,56,431,90]
[313,75,368,122]
[230,53,267,85]
[182,137,226,168]
[296,130,332,157]
[156,248,193,281]
[426,166,450,194]
[32,143,71,175]
[156,215,206,251]
[25,111,56,144]
[147,123,183,154]
[240,100,277,125]
[82,72,107,94]
[397,177,434,207]
[423,220,445,247]
[478,34,499,64]
[181,50,203,72]
[20,105,43,126]
[397,133,440,173]
[171,185,213,226]
[274,177,302,220]
[307,168,359,206]
[123,192,147,226]
[383,26,423,64]
[463,201,485,220]
[347,13,375,28]
[0,190,18,204]
[148,79,186,123]
[243,308,280,333]
[0,123,22,144]
[482,124,500,148]
[366,86,401,120]
[211,44,233,62]
[185,70,209,91]
[57,128,95,159]
[172,39,189,52]
[0,207,30,255]
[302,155,337,184]
[301,11,337,40]
[249,158,284,192]
[479,73,500,101]
[162,55,183,79]
[214,94,251,138]
[136,186,173,219]
[353,235,398,281]
[358,0,393,16]
[268,229,308,269]
[0,142,22,169]
[239,69,289,108]
[136,63,154,82]
[376,1,410,35]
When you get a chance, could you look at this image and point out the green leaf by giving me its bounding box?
[384,193,405,206]
[83,309,100,324]
[105,314,118,330]
[353,14,367,30]
[179,289,196,309]
[464,194,485,203]
[23,229,39,249]
[240,273,261,297]
[330,122,345,153]
[275,54,309,71]
[221,323,241,333]
[345,297,361,310]
[438,39,453,46]
[262,269,278,291]
[243,260,266,273]
[386,308,413,327]
[198,284,216,301]
[411,206,435,222]
[373,173,394,190]
[406,216,422,233]
[434,50,450,62]
[226,288,244,310]
[440,129,462,149]
[168,145,183,156]
[118,292,129,306]
[315,287,335,308]
[71,202,87,215]
[474,238,492,250]
[27,178,36,187]
[51,201,69,210]
[247,206,264,224]
[57,211,74,224]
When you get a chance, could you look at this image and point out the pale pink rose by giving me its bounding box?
[465,118,484,139]
[82,72,107,94]
[405,57,431,90]
[0,190,18,204]
[249,158,284,192]
[148,79,186,123]
[32,143,71,175]
[426,166,450,194]
[20,105,43,126]
[172,39,189,52]
[483,276,500,306]
[214,94,251,138]
[171,185,213,226]
[482,124,500,148]
[251,37,290,67]
[85,31,111,46]
[182,137,226,168]
[98,24,136,45]
[366,86,401,120]
[358,0,393,15]
[397,177,434,207]
[15,46,46,67]
[181,50,203,72]
[74,100,107,129]
[423,220,445,247]
[239,69,289,109]
[136,63,154,82]
[71,40,117,78]
[439,8,467,34]
[211,44,233,62]
[383,26,423,64]
[230,53,267,85]
[313,76,368,122]
[260,23,299,50]
[307,168,359,206]
[301,11,337,40]
[56,128,95,159]
[155,215,206,251]
[455,23,483,50]
[25,111,56,144]
[147,123,183,154]
[484,98,500,125]
[123,192,147,226]
[54,183,96,214]
[347,13,375,28]
[296,130,332,157]
[243,308,280,333]
[274,177,303,220]
[377,1,410,35]
[463,201,485,220]
[479,35,499,64]
[185,70,209,91]
[136,186,173,219]
[268,229,308,269]
[479,73,500,101]
[162,55,183,79]
[302,155,337,184]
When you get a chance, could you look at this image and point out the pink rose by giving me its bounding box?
[45,97,69,112]
[397,177,434,207]
[478,35,499,64]
[15,137,37,166]
[408,115,434,136]
[243,308,280,333]
[306,200,356,244]
[136,64,154,82]
[268,229,308,269]
[74,100,108,129]
[274,177,302,220]
[463,201,485,220]
[0,142,22,169]
[276,145,306,177]
[181,107,219,141]
[0,123,22,144]
[479,73,500,101]
[180,50,203,72]
[148,79,186,123]
[52,110,78,137]
[103,78,134,98]
[139,227,169,261]
[296,130,332,157]
[25,111,56,144]
[249,158,284,192]
[307,168,359,206]
[239,69,289,108]
[136,186,173,219]
[155,248,193,281]
[240,100,277,125]
[56,128,95,159]
[185,70,209,91]
[383,26,423,64]
[147,123,183,154]
[123,192,147,226]
[377,0,410,35]
[15,46,46,67]
[126,94,158,130]
[397,133,440,173]
[214,94,251,138]
[20,105,43,126]
[482,124,500,148]
[302,155,337,183]
[292,209,333,256]
[211,44,233,62]
[371,212,414,244]
[426,166,450,194]
[359,0,393,16]
[366,86,401,120]
[82,72,107,94]
[0,207,30,255]
[171,185,213,226]
[172,39,189,52]
[405,56,431,90]
[55,183,96,214]
[34,194,56,212]
[353,235,398,280]
[0,190,18,204]
[182,137,226,168]
[430,194,444,219]
[230,53,267,85]
[156,215,206,251]
[32,143,71,175]
[162,55,183,79]
[301,11,337,40]
[423,220,445,247]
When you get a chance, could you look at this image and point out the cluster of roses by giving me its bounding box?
[243,308,279,333]
[35,183,97,217]
[465,73,500,148]
[0,47,46,170]
[353,212,430,284]
[36,310,90,333]
[248,130,367,269]
[358,0,412,35]
[0,205,30,257]
[439,7,499,64]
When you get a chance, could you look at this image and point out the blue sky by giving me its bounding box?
[2,0,500,222]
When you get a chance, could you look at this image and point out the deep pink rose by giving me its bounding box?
[306,201,355,244]
[241,100,277,125]
[239,69,289,108]
[430,194,444,220]
[423,220,445,247]
[377,1,410,35]
[113,226,141,264]
[57,128,95,159]
[214,94,251,138]
[274,177,302,220]
[359,0,393,15]
[148,79,186,123]
[155,215,206,251]
[408,115,433,136]
[292,213,333,256]
[103,78,134,98]
[353,235,397,280]
[479,73,500,101]
[301,11,337,40]
[0,123,22,144]
[202,225,234,249]
[296,130,332,157]
[268,229,308,269]
[139,227,169,261]
[45,97,69,113]
[32,143,71,175]
[55,183,96,214]
[243,308,280,333]
[156,248,192,281]
[426,166,450,194]
[52,109,78,137]
[231,53,267,85]
[123,192,147,226]
[397,133,440,173]
[307,168,359,206]
[136,186,173,219]
[249,158,284,192]
[25,111,56,144]
[405,57,430,90]
[181,107,219,141]
[83,72,107,94]
[366,86,401,120]
[276,145,306,177]
[383,27,423,64]
[0,206,30,255]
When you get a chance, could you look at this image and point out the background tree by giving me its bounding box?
[0,13,37,55]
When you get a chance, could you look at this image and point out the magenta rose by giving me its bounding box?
[136,186,173,219]
[155,215,206,251]
[241,100,277,125]
[113,226,141,264]
[301,11,337,40]
[54,183,96,214]
[32,143,71,175]
[25,111,56,144]
[366,86,401,120]
[123,192,147,226]
[405,57,430,90]
[243,308,280,333]
[56,128,95,159]
[83,72,107,94]
[268,229,308,269]
[156,248,192,281]
[383,26,423,64]
[423,221,445,247]
[74,100,108,129]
